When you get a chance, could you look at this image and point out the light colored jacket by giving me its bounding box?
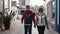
[35,13,48,26]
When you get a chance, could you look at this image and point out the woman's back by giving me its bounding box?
[35,13,46,26]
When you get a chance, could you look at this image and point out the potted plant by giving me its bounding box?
[0,9,15,30]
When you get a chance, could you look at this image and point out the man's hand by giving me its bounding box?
[21,21,23,24]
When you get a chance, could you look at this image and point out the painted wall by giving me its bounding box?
[0,0,3,12]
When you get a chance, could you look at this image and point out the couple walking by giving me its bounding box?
[21,5,49,34]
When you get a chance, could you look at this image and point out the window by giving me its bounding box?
[21,0,25,5]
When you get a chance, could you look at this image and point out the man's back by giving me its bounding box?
[21,5,35,34]
[21,10,35,24]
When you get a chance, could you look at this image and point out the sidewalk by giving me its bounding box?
[0,20,58,34]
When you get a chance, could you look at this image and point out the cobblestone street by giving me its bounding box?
[0,20,58,34]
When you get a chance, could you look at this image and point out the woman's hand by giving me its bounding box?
[47,26,49,29]
[34,25,36,28]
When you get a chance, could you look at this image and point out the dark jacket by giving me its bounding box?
[21,10,35,24]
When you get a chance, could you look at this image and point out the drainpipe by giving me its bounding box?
[2,0,4,18]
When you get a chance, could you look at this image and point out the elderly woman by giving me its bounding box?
[35,6,49,34]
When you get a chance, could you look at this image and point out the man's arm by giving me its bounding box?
[33,13,36,28]
[31,12,35,23]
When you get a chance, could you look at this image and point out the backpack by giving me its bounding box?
[25,12,32,23]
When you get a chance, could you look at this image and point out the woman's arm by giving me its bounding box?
[45,15,49,29]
